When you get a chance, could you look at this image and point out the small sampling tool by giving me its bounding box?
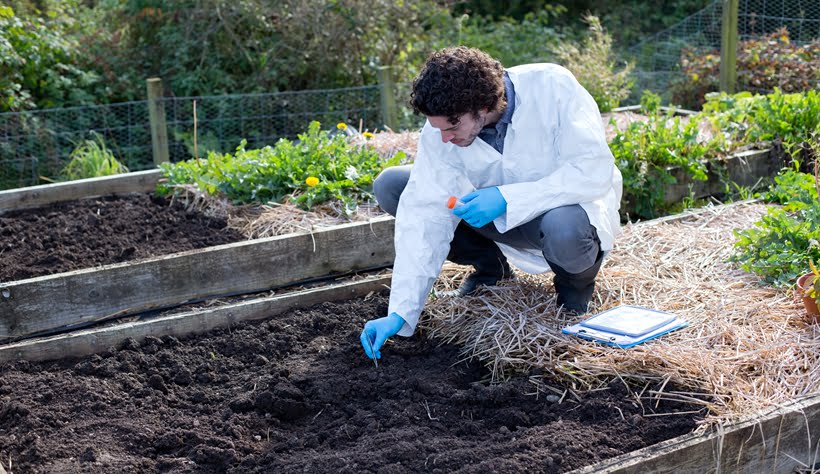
[365,336,379,368]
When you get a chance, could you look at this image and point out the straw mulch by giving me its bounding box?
[421,201,820,426]
[165,183,387,239]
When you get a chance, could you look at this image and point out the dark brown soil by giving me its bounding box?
[0,193,245,282]
[0,294,702,474]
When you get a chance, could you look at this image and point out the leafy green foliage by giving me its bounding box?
[0,4,98,111]
[701,89,820,163]
[453,0,712,47]
[730,136,820,286]
[556,16,633,112]
[609,100,723,218]
[158,122,404,212]
[672,29,820,110]
[442,8,565,67]
[613,89,817,220]
[60,133,129,180]
[639,90,662,115]
[763,168,818,206]
[81,0,450,102]
[731,204,820,286]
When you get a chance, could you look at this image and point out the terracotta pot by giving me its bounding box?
[796,272,820,324]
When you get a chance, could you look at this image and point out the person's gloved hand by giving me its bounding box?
[360,312,405,360]
[452,187,507,228]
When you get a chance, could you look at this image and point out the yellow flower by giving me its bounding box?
[336,122,348,130]
[691,73,699,82]
[779,35,789,44]
[305,176,319,187]
[362,131,375,139]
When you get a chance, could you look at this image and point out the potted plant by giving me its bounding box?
[796,260,820,322]
[797,138,820,323]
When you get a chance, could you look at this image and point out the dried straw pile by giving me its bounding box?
[422,201,820,425]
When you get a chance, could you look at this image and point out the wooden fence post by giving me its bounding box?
[378,66,399,131]
[719,0,738,94]
[146,78,170,165]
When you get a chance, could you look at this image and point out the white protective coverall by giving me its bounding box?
[389,63,623,337]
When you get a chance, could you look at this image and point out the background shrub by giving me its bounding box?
[556,15,634,112]
[0,3,98,112]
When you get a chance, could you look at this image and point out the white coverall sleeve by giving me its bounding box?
[494,81,617,232]
[387,134,464,337]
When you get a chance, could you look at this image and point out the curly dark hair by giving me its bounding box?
[410,46,506,125]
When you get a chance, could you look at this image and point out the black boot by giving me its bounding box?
[445,222,513,297]
[548,250,604,314]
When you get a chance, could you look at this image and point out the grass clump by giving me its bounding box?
[60,133,128,180]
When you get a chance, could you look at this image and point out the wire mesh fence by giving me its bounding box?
[163,86,384,163]
[0,100,151,190]
[0,86,389,190]
[627,0,820,102]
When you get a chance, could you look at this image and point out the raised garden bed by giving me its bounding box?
[0,292,701,473]
[1,184,818,472]
[0,171,394,341]
[0,204,394,341]
[0,192,244,282]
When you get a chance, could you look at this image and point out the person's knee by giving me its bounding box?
[373,167,408,216]
[539,206,587,245]
[539,206,600,273]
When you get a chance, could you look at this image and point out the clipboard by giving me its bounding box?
[562,305,687,348]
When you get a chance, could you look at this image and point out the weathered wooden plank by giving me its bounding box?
[0,217,395,340]
[0,274,392,363]
[570,394,820,474]
[0,169,162,214]
[664,148,772,204]
[611,105,697,116]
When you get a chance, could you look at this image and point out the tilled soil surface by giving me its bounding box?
[0,294,701,473]
[0,193,245,282]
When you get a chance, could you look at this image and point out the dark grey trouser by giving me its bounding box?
[374,165,604,309]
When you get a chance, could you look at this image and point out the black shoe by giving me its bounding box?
[444,222,513,297]
[550,251,604,315]
[556,298,589,315]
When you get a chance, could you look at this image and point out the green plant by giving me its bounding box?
[701,89,820,170]
[639,90,662,115]
[763,167,818,206]
[803,259,820,305]
[556,15,634,112]
[731,204,820,286]
[158,121,404,212]
[60,133,128,180]
[731,139,820,286]
[445,8,565,67]
[609,96,724,218]
[82,0,451,101]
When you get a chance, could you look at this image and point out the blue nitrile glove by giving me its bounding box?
[452,187,507,228]
[360,312,405,360]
